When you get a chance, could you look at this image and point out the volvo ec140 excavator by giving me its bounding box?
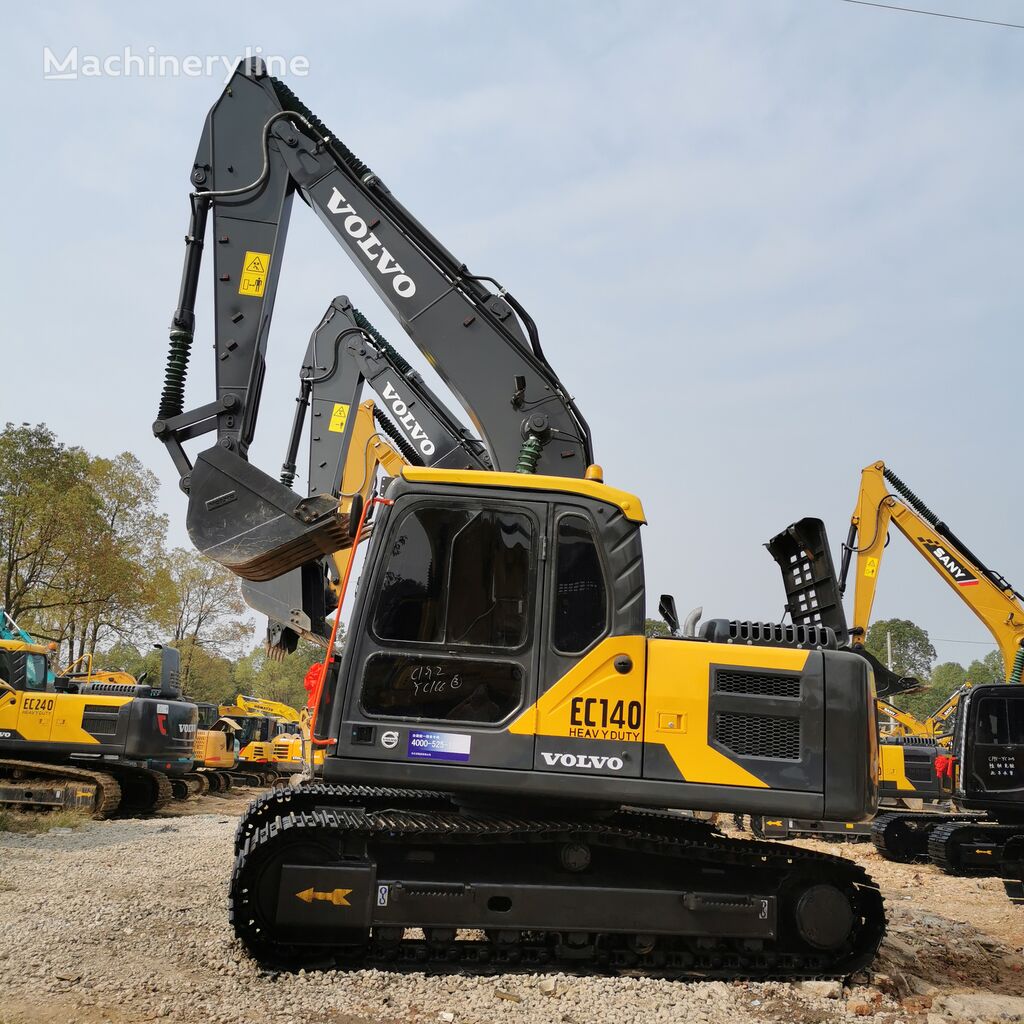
[155,60,886,977]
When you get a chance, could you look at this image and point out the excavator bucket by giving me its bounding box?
[765,517,849,646]
[185,447,351,582]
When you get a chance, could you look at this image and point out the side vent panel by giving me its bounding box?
[715,670,801,700]
[715,711,801,761]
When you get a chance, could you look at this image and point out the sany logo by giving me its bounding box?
[541,751,624,771]
[326,188,416,298]
[919,539,979,587]
[381,382,435,458]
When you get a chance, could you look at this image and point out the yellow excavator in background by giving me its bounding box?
[841,461,1024,675]
[769,460,1024,872]
[0,616,197,817]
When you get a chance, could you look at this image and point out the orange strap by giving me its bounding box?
[309,496,392,746]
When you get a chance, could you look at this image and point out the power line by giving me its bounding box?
[836,0,1024,30]
[929,637,998,646]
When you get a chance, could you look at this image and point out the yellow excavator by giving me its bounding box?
[840,461,1024,868]
[769,461,1024,872]
[0,615,198,817]
[156,62,886,979]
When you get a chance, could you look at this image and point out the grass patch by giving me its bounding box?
[0,807,90,834]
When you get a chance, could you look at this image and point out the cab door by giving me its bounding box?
[339,494,546,770]
[529,505,646,780]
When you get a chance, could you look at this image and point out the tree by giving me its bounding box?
[0,422,94,623]
[43,453,172,662]
[864,618,936,681]
[967,649,1005,684]
[178,642,238,705]
[0,425,172,663]
[645,617,670,638]
[894,661,966,719]
[164,548,251,692]
[235,637,327,710]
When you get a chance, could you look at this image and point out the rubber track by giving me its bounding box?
[230,803,885,980]
[234,783,454,855]
[927,820,1022,876]
[0,758,122,819]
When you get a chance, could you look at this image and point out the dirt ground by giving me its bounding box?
[2,796,1024,1024]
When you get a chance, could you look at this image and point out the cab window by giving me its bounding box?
[553,515,607,654]
[373,506,533,650]
[977,697,1024,745]
[361,653,523,724]
[24,654,47,691]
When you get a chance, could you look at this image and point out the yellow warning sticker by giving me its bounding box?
[238,250,271,297]
[864,556,879,578]
[328,403,350,434]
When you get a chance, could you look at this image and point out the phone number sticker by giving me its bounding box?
[407,730,471,763]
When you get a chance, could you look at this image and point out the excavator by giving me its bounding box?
[191,702,242,791]
[0,614,198,817]
[768,461,1024,877]
[233,694,312,774]
[154,60,886,978]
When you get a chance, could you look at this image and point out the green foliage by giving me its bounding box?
[235,638,326,710]
[179,642,238,706]
[864,618,936,681]
[0,424,173,662]
[164,547,250,694]
[893,661,965,719]
[967,649,1005,684]
[0,423,252,687]
[644,617,670,638]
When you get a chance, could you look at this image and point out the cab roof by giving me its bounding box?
[399,467,646,524]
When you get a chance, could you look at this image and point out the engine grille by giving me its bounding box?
[715,712,800,760]
[82,714,119,736]
[715,670,800,700]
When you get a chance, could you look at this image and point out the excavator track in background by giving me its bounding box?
[0,759,122,819]
[870,812,970,863]
[927,820,1024,876]
[110,765,174,815]
[230,798,885,979]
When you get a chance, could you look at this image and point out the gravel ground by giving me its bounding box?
[4,798,1024,1024]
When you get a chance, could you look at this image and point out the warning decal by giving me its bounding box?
[238,251,271,297]
[328,403,350,434]
[864,557,879,579]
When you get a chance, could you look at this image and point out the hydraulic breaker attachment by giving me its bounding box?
[765,517,848,645]
[185,446,350,582]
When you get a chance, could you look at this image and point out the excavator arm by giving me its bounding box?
[246,396,411,655]
[154,59,591,586]
[839,461,1024,678]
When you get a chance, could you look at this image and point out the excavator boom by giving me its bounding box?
[155,60,590,584]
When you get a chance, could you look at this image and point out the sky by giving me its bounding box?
[2,0,1022,667]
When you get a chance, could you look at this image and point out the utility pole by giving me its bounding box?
[886,630,893,671]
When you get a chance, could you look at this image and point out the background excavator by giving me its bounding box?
[154,60,886,978]
[0,612,198,817]
[767,461,1024,882]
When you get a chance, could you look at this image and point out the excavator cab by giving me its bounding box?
[315,469,878,826]
[955,685,1024,820]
